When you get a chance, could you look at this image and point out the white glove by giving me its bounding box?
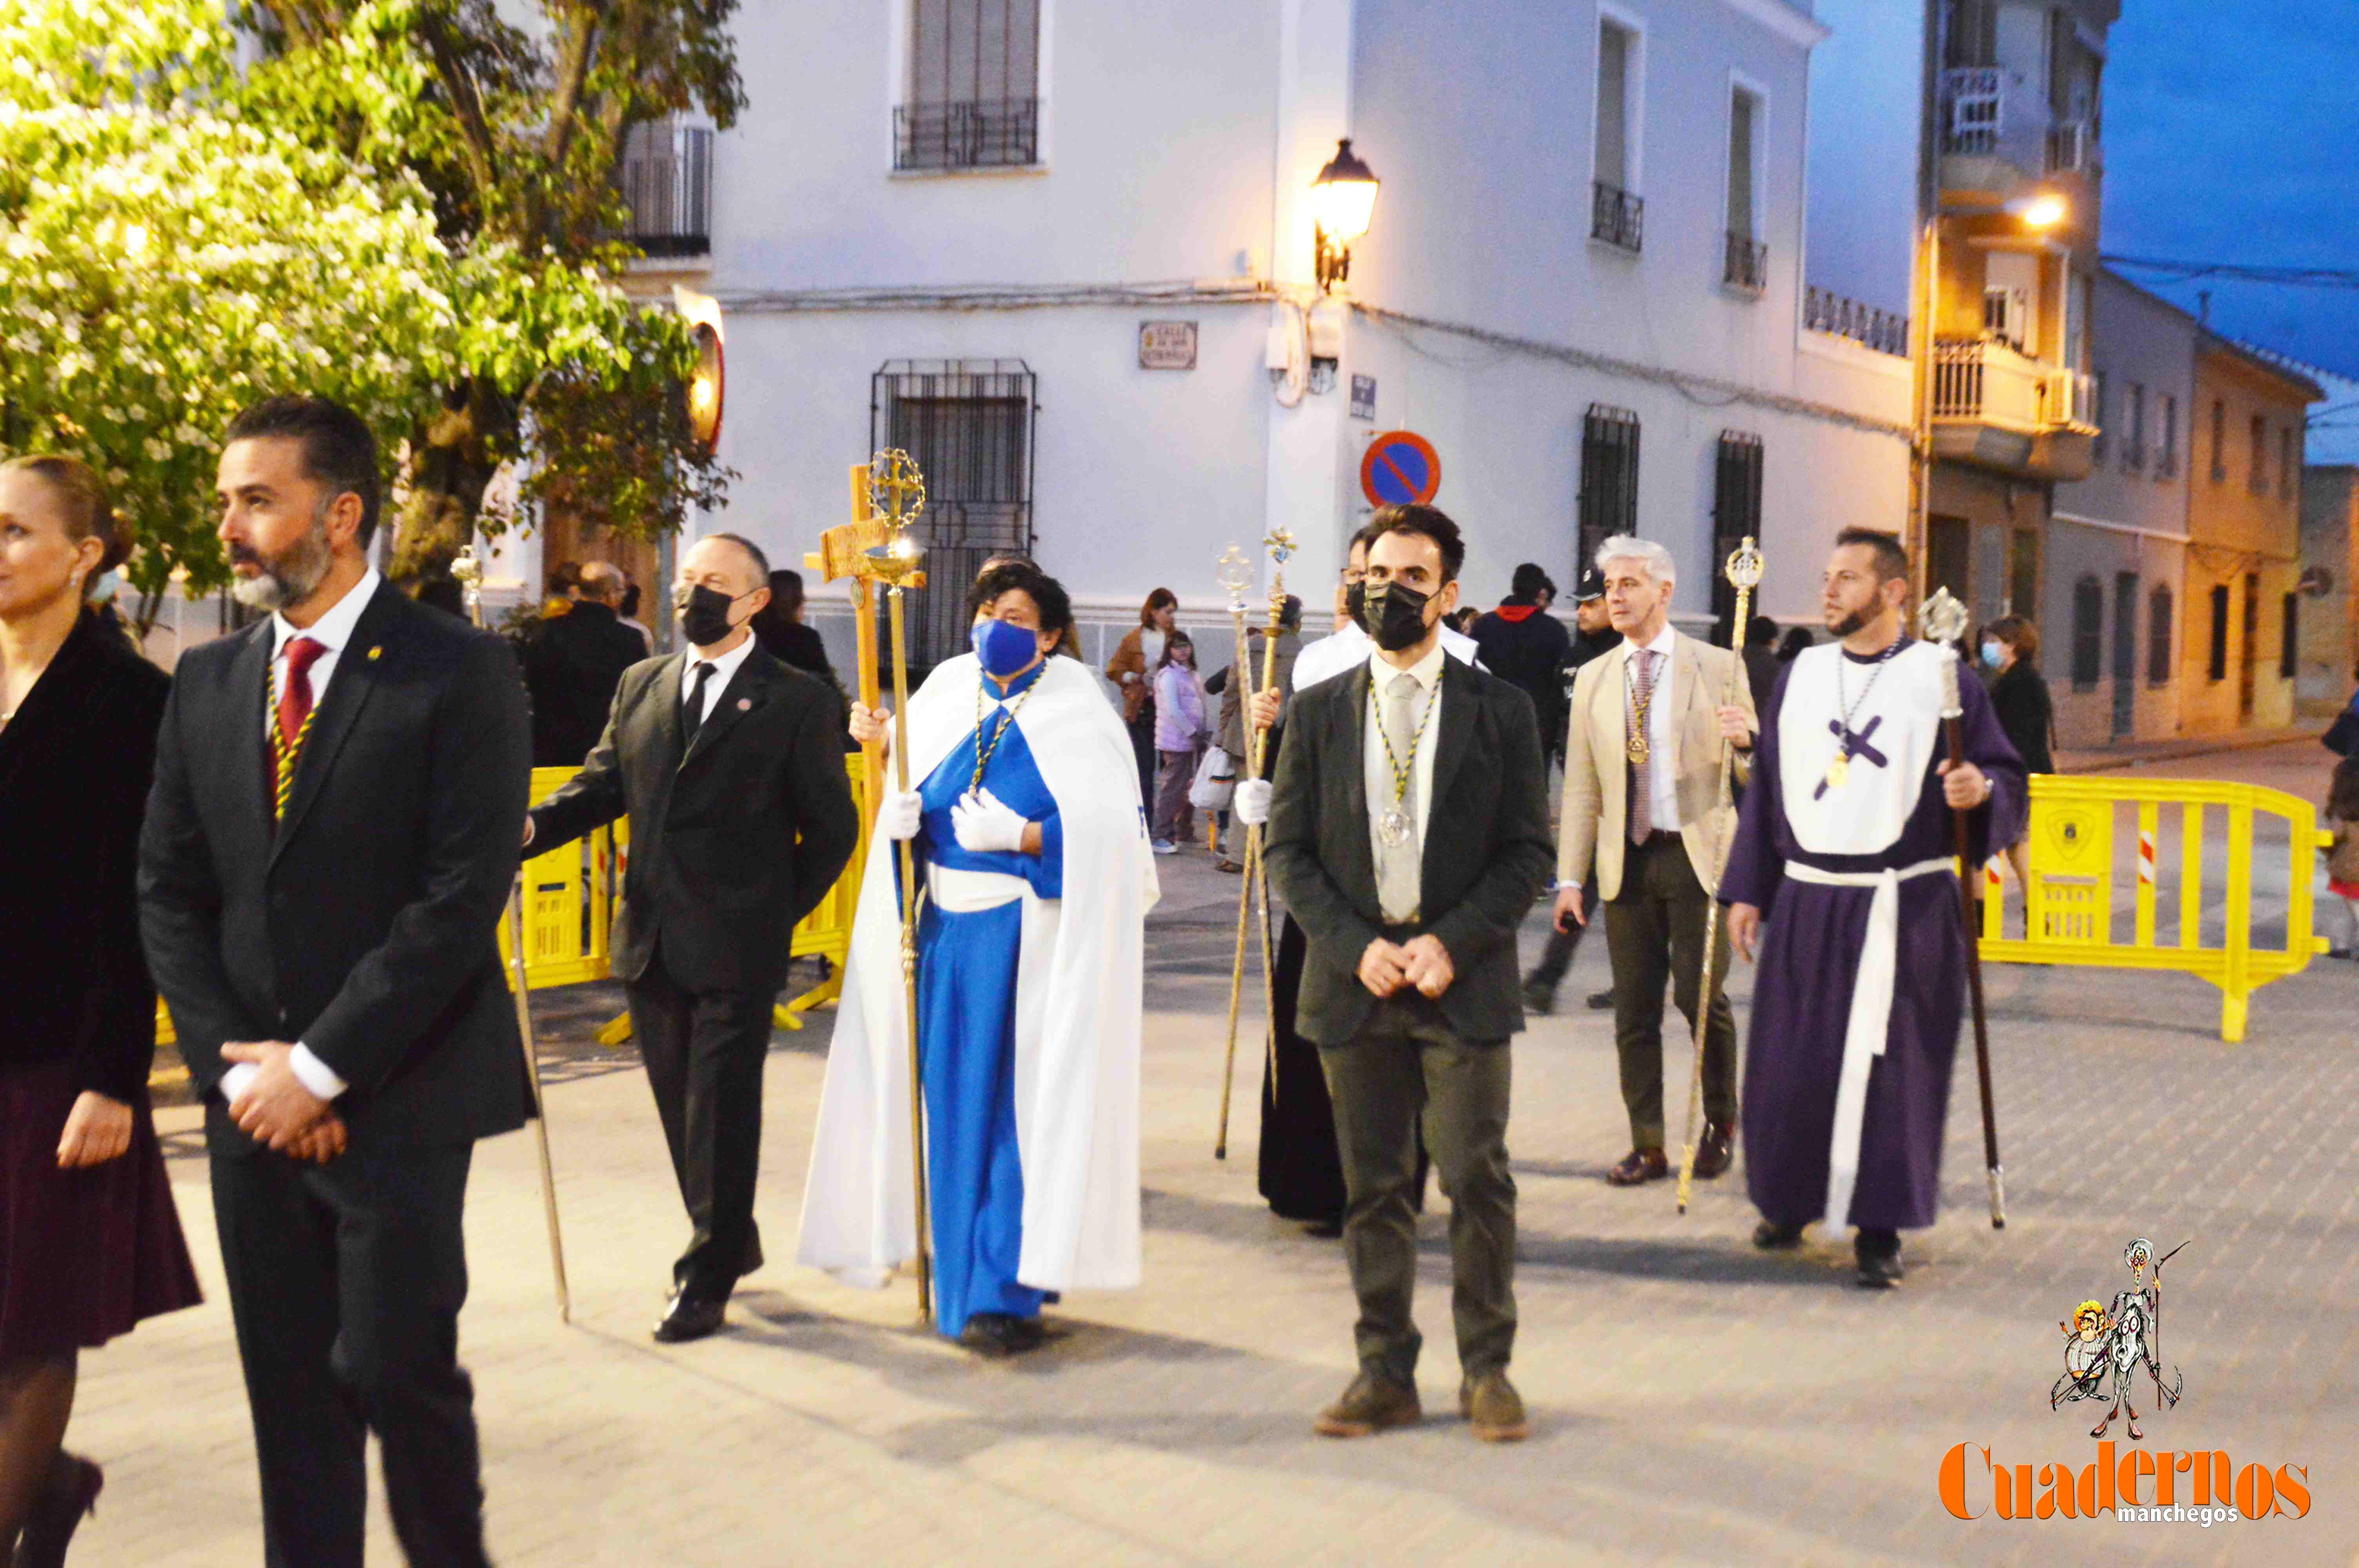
[1233,779,1274,827]
[951,788,1029,854]
[878,789,923,842]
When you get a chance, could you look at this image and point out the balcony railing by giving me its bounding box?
[618,123,712,258]
[894,98,1040,171]
[1723,231,1767,293]
[1939,66,2054,178]
[1803,285,1909,357]
[1591,181,1643,253]
[1932,337,2094,432]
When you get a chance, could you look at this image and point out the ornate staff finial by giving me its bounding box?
[451,545,485,626]
[863,448,926,586]
[1920,586,1970,647]
[1215,543,1254,614]
[1724,535,1765,593]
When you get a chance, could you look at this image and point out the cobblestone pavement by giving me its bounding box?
[73,743,2358,1565]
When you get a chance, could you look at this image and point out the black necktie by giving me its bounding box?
[681,661,715,751]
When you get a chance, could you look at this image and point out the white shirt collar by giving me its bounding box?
[1367,637,1448,692]
[1623,621,1677,665]
[271,567,380,657]
[686,628,758,689]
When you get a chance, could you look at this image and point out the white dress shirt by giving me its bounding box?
[1296,618,1481,693]
[1363,641,1446,924]
[679,629,759,724]
[222,568,384,1109]
[1623,624,1680,834]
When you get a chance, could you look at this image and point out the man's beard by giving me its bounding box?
[229,515,334,612]
[1828,606,1869,638]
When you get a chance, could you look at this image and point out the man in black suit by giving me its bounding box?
[523,559,645,766]
[528,532,858,1343]
[1249,504,1554,1445]
[140,396,530,1567]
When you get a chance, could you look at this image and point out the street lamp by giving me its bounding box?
[1310,138,1379,294]
[2006,191,2067,230]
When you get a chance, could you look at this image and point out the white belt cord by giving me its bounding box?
[1781,856,1954,1227]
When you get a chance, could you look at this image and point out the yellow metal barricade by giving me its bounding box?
[1979,775,2332,1042]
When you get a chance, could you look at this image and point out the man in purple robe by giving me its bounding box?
[1722,530,2023,1288]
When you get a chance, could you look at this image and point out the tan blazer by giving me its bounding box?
[1558,627,1757,901]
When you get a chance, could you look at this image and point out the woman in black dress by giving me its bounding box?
[1980,613,2055,912]
[0,456,202,1564]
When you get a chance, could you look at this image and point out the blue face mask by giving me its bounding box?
[1980,640,2004,668]
[972,616,1041,678]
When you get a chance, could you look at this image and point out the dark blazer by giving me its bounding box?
[528,643,859,996]
[1471,601,1572,751]
[139,579,533,1152]
[1264,654,1555,1045]
[0,612,170,1102]
[1989,660,2055,775]
[522,600,645,768]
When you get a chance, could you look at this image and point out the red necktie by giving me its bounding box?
[278,637,327,753]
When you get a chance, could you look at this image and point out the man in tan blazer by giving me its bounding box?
[1554,535,1757,1186]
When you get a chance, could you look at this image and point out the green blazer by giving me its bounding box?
[1263,652,1554,1045]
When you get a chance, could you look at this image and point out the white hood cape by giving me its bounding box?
[795,652,1160,1294]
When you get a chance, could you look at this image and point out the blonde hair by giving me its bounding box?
[0,455,125,573]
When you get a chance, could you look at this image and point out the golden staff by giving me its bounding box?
[453,546,572,1319]
[1212,544,1255,1160]
[1249,531,1293,1097]
[865,450,933,1320]
[1675,535,1763,1216]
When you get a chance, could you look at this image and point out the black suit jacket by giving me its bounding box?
[138,579,533,1152]
[522,600,645,768]
[527,643,859,996]
[0,612,170,1102]
[1264,653,1555,1045]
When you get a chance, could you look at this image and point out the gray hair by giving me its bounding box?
[1595,534,1675,588]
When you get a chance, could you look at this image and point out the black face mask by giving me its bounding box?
[1360,580,1434,653]
[675,583,738,647]
[1345,579,1367,626]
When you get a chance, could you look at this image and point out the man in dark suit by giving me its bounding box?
[1248,504,1554,1445]
[522,559,645,766]
[528,532,858,1343]
[140,396,530,1568]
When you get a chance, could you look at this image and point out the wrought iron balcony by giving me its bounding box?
[1590,181,1643,253]
[618,123,712,259]
[1939,66,2056,181]
[1932,336,2097,480]
[894,98,1040,171]
[1723,231,1767,294]
[1802,285,1909,356]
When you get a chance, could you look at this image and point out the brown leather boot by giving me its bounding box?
[1607,1147,1668,1186]
[1691,1120,1735,1179]
[1459,1371,1531,1443]
[1313,1370,1422,1437]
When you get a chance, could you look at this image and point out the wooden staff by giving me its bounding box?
[1212,547,1254,1160]
[1921,587,2005,1229]
[1675,537,1762,1215]
[452,546,572,1318]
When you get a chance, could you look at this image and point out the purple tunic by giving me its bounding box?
[1719,642,2025,1230]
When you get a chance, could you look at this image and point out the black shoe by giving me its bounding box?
[1752,1219,1806,1250]
[1302,1217,1344,1239]
[959,1312,1049,1357]
[15,1454,102,1568]
[1521,979,1556,1016]
[1854,1227,1903,1289]
[1585,990,1614,1011]
[653,1293,728,1342]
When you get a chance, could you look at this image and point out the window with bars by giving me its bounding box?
[618,119,713,256]
[897,0,1041,171]
[1592,19,1643,252]
[2281,592,2299,679]
[2249,412,2268,492]
[2071,575,2103,690]
[2281,427,2298,497]
[2208,582,2230,681]
[872,359,1038,667]
[1577,405,1641,572]
[2123,382,2145,470]
[2158,394,2178,477]
[2147,584,2172,684]
[1710,431,1763,623]
[2210,398,2226,483]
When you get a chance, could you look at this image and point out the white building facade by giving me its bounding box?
[615,0,1911,673]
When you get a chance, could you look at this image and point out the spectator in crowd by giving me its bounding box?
[522,560,646,768]
[2323,755,2359,958]
[749,568,836,683]
[413,572,466,619]
[1471,563,1572,761]
[1980,614,2054,909]
[0,455,202,1566]
[1775,625,1815,663]
[1149,629,1210,853]
[1105,588,1177,809]
[617,575,655,652]
[1523,567,1621,1015]
[543,560,583,618]
[1743,614,1782,717]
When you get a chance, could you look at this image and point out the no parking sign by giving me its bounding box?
[1359,430,1441,507]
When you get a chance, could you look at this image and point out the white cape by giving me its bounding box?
[795,652,1160,1294]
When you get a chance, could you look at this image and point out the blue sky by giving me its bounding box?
[2099,0,2359,379]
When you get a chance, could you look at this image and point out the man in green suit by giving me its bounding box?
[1240,504,1554,1443]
